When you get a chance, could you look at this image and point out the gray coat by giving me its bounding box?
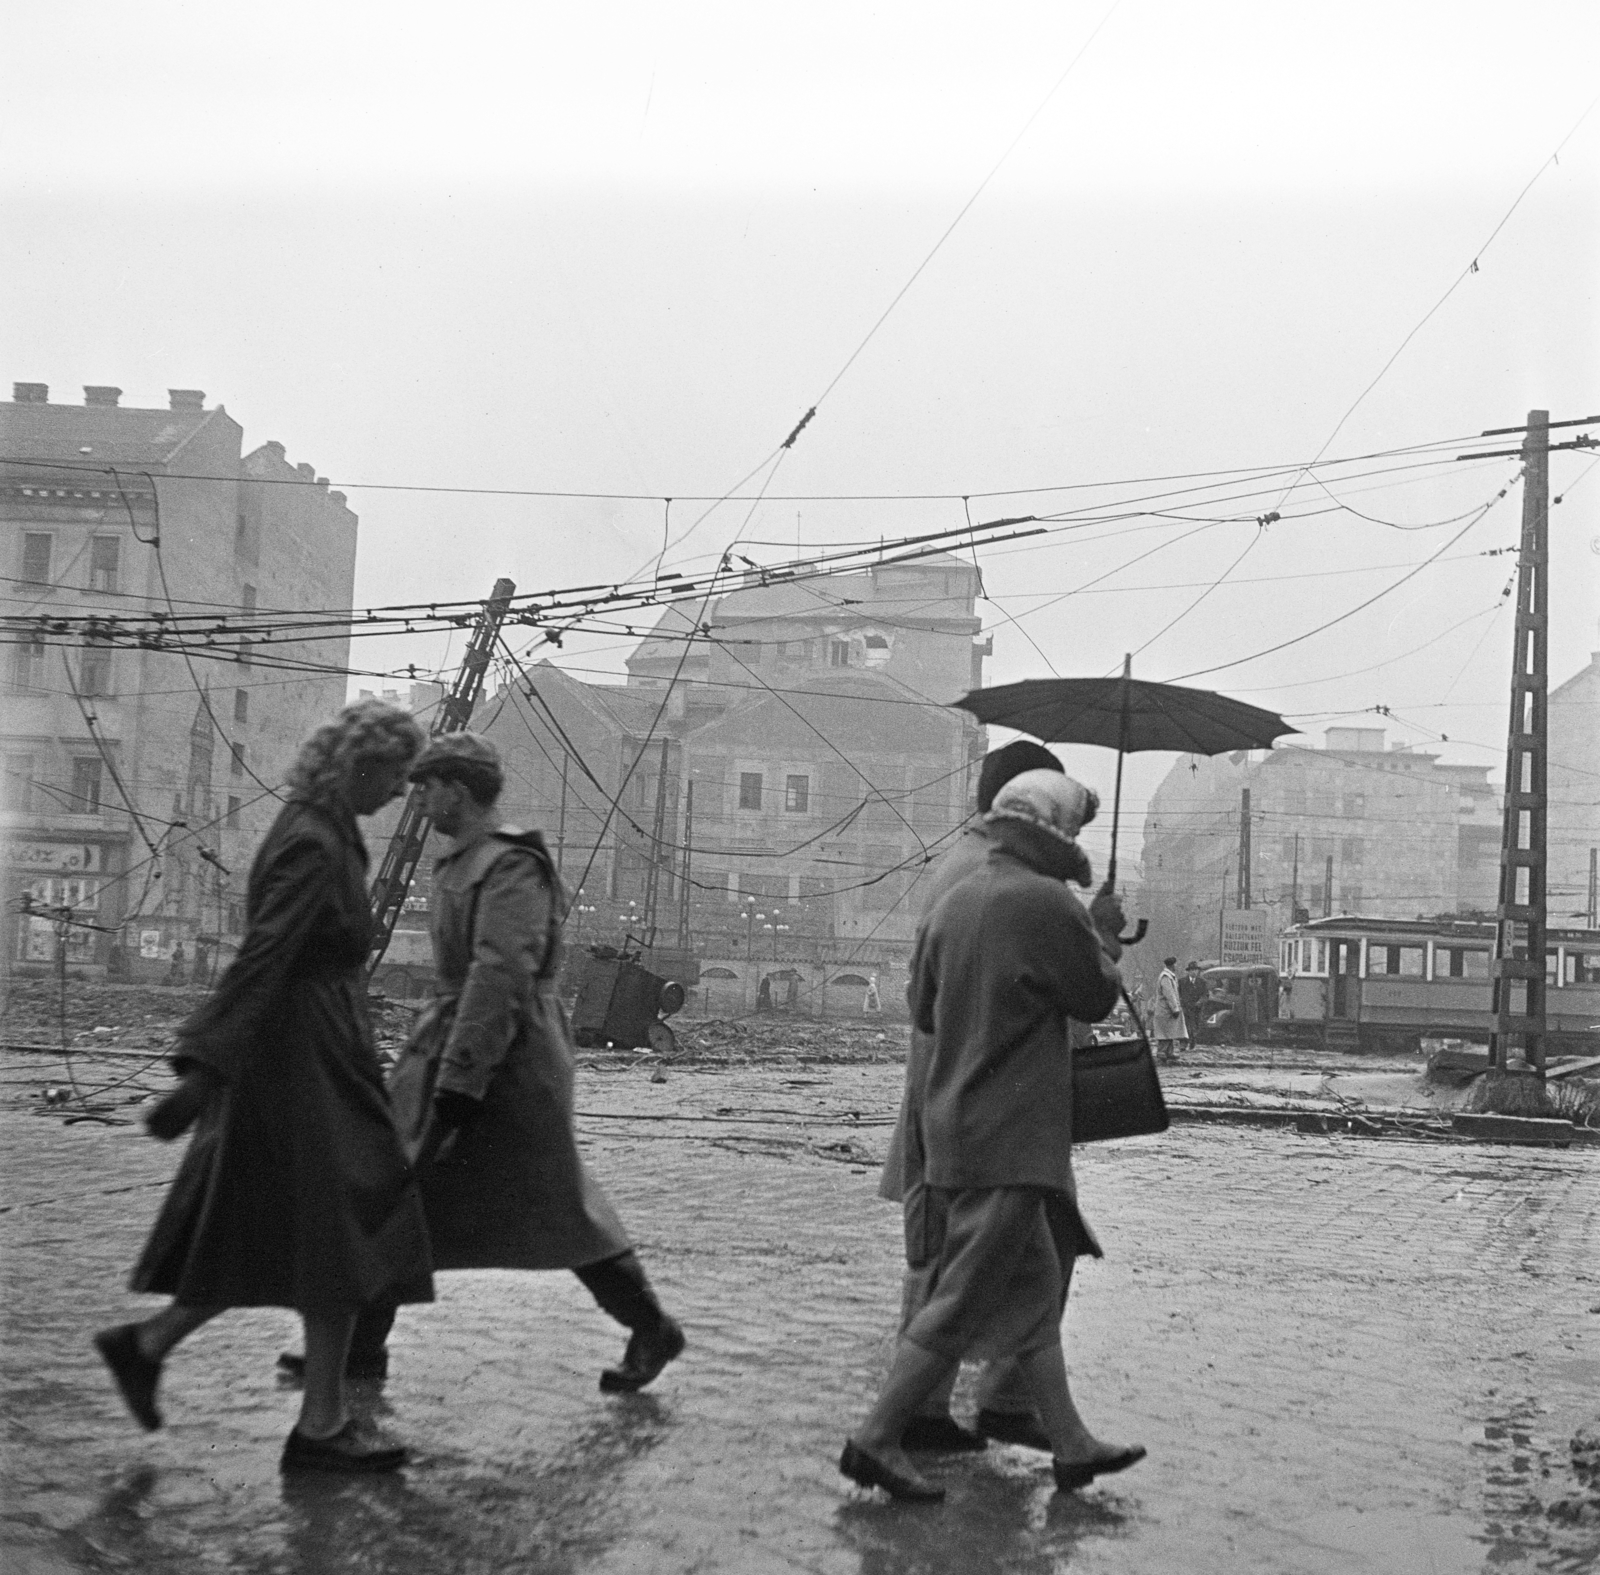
[908,817,1122,1193]
[387,825,630,1271]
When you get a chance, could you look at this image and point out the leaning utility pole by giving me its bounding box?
[1487,414,1551,1074]
[366,576,516,972]
[675,778,695,953]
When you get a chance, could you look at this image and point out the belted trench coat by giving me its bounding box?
[387,825,630,1271]
[131,798,434,1313]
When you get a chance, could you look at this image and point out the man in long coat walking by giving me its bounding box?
[285,732,684,1392]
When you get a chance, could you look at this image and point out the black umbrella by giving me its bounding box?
[954,655,1296,893]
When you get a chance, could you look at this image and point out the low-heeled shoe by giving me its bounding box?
[1053,1445,1148,1492]
[599,1315,685,1393]
[901,1414,987,1453]
[975,1407,1052,1451]
[281,1421,407,1474]
[839,1440,945,1503]
[93,1325,162,1432]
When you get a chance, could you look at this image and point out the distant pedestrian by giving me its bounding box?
[842,770,1144,1502]
[1178,961,1206,1042]
[1154,956,1188,1063]
[94,699,433,1473]
[863,974,881,1013]
[278,733,684,1397]
[165,943,186,986]
[784,974,800,1012]
[757,974,773,1012]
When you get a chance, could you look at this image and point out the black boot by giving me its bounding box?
[575,1251,685,1392]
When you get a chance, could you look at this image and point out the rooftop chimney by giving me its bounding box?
[168,388,205,410]
[295,462,315,481]
[84,385,122,407]
[261,441,287,460]
[12,382,48,403]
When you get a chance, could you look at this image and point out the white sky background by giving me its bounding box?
[4,0,1598,877]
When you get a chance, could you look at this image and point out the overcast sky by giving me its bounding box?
[5,0,1597,871]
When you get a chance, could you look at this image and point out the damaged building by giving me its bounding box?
[1,383,356,978]
[473,553,989,1013]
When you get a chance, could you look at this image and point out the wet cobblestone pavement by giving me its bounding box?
[3,1059,1598,1574]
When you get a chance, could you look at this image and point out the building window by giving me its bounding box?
[235,509,260,566]
[1342,793,1366,816]
[70,757,103,813]
[785,774,810,813]
[234,688,249,724]
[226,795,242,829]
[738,772,763,810]
[89,535,120,593]
[1279,837,1298,861]
[239,584,257,667]
[1340,837,1364,863]
[1283,789,1307,815]
[21,533,52,584]
[230,742,246,779]
[79,637,113,697]
[828,639,851,667]
[1339,885,1362,908]
[2,754,35,812]
[8,636,46,693]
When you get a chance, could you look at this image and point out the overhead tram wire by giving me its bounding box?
[0,425,1504,518]
[1162,473,1518,684]
[654,2,1123,564]
[1271,86,1600,515]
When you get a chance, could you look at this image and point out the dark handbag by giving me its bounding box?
[1071,992,1169,1144]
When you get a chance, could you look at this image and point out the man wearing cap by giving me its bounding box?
[842,768,1144,1500]
[1178,960,1207,1044]
[280,732,684,1393]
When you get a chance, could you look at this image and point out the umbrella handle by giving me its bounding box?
[1120,919,1149,946]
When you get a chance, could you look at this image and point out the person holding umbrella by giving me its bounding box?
[842,770,1145,1502]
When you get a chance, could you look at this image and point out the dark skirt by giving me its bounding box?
[132,973,434,1313]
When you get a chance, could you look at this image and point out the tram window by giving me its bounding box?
[1564,950,1598,984]
[1310,939,1328,976]
[1545,951,1558,984]
[1374,945,1425,976]
[1440,948,1490,979]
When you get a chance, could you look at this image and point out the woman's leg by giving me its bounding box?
[296,1312,355,1438]
[852,1338,960,1469]
[136,1302,223,1361]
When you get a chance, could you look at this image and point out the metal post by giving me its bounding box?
[675,778,694,953]
[1489,411,1550,1076]
[1290,832,1301,921]
[1237,787,1252,909]
[555,752,569,879]
[1588,847,1597,929]
[1323,855,1334,918]
[639,737,672,950]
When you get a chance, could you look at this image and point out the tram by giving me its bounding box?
[1276,915,1600,1056]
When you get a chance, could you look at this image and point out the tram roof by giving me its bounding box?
[1281,915,1600,944]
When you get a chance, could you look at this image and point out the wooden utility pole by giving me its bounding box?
[366,576,516,972]
[1236,788,1252,908]
[1290,832,1302,922]
[1323,855,1334,918]
[1488,412,1551,1075]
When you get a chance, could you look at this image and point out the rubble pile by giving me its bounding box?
[654,1016,909,1066]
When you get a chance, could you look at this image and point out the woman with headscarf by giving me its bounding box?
[93,699,435,1473]
[841,769,1146,1502]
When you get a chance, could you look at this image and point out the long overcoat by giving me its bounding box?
[387,825,630,1271]
[1153,967,1188,1041]
[131,798,434,1313]
[908,816,1122,1194]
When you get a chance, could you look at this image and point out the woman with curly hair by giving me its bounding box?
[93,699,435,1473]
